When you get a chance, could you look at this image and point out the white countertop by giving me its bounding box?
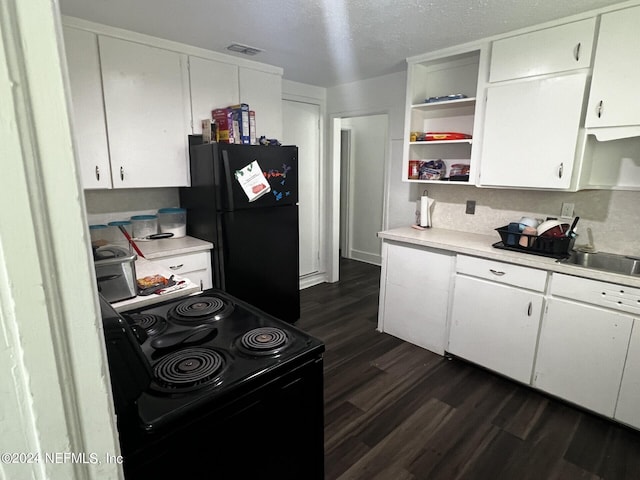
[109,236,213,312]
[133,235,213,259]
[378,226,640,289]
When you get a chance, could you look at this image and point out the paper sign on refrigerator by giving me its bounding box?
[234,160,271,202]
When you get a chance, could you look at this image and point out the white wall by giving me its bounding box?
[327,70,413,239]
[1,2,121,478]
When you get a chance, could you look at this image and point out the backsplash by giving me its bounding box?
[410,184,640,256]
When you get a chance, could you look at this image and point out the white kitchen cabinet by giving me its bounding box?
[149,250,212,290]
[478,73,587,189]
[489,18,595,83]
[188,56,239,134]
[239,67,282,141]
[99,36,191,188]
[616,321,640,429]
[585,5,640,130]
[403,48,485,184]
[63,27,112,189]
[534,297,633,417]
[448,271,544,384]
[378,242,455,355]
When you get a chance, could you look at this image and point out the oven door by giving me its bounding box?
[124,356,324,479]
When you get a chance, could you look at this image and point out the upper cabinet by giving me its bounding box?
[239,67,283,141]
[479,73,588,189]
[477,19,595,190]
[99,36,191,188]
[403,48,486,184]
[63,27,112,189]
[489,19,596,82]
[62,17,284,190]
[585,5,640,132]
[188,56,239,135]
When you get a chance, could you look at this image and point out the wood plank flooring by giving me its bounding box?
[296,258,640,480]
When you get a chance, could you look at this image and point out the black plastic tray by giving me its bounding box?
[492,241,572,259]
[494,225,574,259]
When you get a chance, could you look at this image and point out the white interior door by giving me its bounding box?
[282,99,321,277]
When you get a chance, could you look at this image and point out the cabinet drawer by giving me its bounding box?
[149,251,210,276]
[550,273,640,315]
[456,255,547,292]
[489,18,595,82]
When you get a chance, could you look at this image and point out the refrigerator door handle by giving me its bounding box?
[221,150,236,211]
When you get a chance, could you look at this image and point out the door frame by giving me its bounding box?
[328,111,391,281]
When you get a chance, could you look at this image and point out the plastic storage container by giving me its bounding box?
[131,215,158,239]
[108,220,133,246]
[157,208,187,238]
[89,224,109,245]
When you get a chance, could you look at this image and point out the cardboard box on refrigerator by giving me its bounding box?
[212,108,235,144]
[249,110,257,145]
[229,103,250,145]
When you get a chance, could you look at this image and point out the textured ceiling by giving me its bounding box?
[59,0,630,87]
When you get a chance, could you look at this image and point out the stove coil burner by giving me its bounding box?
[153,347,225,392]
[239,327,289,356]
[169,296,234,325]
[127,313,167,337]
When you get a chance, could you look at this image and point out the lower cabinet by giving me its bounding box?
[533,298,633,417]
[378,242,455,355]
[616,321,640,429]
[149,250,213,290]
[448,275,544,384]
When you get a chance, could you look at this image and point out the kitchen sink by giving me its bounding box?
[560,250,640,276]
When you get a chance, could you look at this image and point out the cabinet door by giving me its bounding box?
[63,27,112,189]
[448,275,543,383]
[534,298,633,417]
[189,56,239,134]
[585,5,640,128]
[379,243,454,355]
[479,73,587,189]
[99,36,191,188]
[239,67,282,140]
[149,251,212,290]
[489,18,595,82]
[615,320,640,429]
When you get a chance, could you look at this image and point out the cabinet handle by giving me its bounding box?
[574,42,581,61]
[169,264,184,270]
[597,100,603,118]
[120,166,124,181]
[95,166,100,181]
[199,279,203,290]
[527,302,532,316]
[489,269,506,276]
[558,162,564,179]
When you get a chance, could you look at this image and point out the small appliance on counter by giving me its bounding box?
[93,246,138,302]
[99,289,325,479]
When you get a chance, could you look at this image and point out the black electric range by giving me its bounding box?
[100,289,325,479]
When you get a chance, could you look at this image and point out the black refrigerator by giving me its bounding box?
[180,142,300,323]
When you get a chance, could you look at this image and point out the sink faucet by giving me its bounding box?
[575,227,596,253]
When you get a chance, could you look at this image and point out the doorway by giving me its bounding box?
[337,114,388,266]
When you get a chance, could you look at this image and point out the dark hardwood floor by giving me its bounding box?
[297,258,640,480]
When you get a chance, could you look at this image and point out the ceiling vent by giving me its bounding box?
[226,43,263,56]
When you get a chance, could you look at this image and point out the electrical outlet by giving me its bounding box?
[466,200,476,215]
[561,202,575,217]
